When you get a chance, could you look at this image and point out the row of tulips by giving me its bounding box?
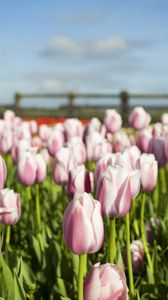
[0,108,167,299]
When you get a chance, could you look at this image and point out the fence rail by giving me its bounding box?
[14,91,168,124]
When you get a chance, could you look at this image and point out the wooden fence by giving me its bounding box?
[14,91,168,123]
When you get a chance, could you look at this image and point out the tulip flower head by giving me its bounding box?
[63,192,104,255]
[129,107,151,130]
[104,109,122,134]
[84,262,128,300]
[67,164,92,198]
[96,165,132,218]
[124,240,144,273]
[0,155,7,189]
[140,153,158,191]
[0,189,21,225]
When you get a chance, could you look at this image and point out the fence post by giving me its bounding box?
[68,92,76,117]
[14,93,21,113]
[120,91,129,126]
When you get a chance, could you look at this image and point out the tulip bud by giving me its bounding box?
[0,156,7,188]
[112,131,131,153]
[94,140,112,162]
[53,147,75,185]
[0,130,13,154]
[148,137,167,167]
[63,192,104,255]
[36,153,47,183]
[124,240,144,272]
[29,120,38,135]
[136,128,153,153]
[64,118,84,141]
[86,132,107,161]
[31,136,42,149]
[129,107,151,130]
[40,148,51,165]
[84,263,128,300]
[67,165,92,198]
[152,122,163,138]
[115,152,141,198]
[140,154,158,191]
[161,113,168,125]
[39,124,52,142]
[0,189,21,225]
[17,151,37,186]
[47,130,64,157]
[94,153,116,184]
[96,165,131,218]
[3,110,15,123]
[104,109,122,133]
[67,137,86,165]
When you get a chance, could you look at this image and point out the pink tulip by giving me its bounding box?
[146,217,160,246]
[84,263,128,300]
[39,124,52,142]
[0,156,7,188]
[18,122,32,141]
[36,154,47,183]
[0,189,21,225]
[114,152,141,198]
[104,109,122,133]
[152,122,163,138]
[124,146,141,169]
[112,131,131,153]
[29,120,38,135]
[53,147,75,184]
[86,132,106,161]
[67,137,86,165]
[124,240,144,272]
[129,107,151,130]
[93,140,112,162]
[84,118,106,139]
[161,113,168,125]
[94,153,117,184]
[140,154,158,191]
[96,165,131,217]
[17,151,37,186]
[67,165,92,198]
[3,110,15,123]
[0,130,13,154]
[136,128,153,153]
[148,137,167,167]
[31,136,42,149]
[11,139,31,163]
[40,148,51,165]
[63,192,104,254]
[48,130,64,157]
[64,118,84,141]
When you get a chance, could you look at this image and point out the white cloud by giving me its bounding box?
[50,36,82,55]
[40,35,130,59]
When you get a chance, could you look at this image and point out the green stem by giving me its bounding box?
[5,225,11,247]
[159,168,167,195]
[83,253,87,277]
[109,218,116,263]
[78,254,86,300]
[35,184,41,232]
[26,186,31,201]
[140,193,153,274]
[125,212,134,299]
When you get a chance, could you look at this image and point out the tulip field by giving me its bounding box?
[0,107,168,300]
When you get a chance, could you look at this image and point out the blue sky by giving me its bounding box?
[0,0,168,106]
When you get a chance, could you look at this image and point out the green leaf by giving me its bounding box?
[13,272,26,300]
[54,278,74,298]
[0,253,14,300]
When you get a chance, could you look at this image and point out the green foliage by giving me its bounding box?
[0,157,167,299]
